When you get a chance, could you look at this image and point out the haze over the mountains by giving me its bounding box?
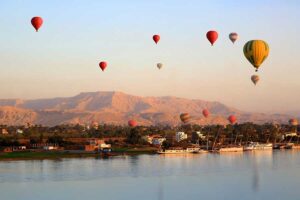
[0,91,292,126]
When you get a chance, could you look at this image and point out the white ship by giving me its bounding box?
[218,146,243,152]
[244,142,273,151]
[157,147,207,154]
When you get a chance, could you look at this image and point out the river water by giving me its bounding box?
[1,150,300,200]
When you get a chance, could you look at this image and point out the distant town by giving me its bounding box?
[0,121,299,159]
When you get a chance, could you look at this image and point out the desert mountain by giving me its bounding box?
[0,91,291,126]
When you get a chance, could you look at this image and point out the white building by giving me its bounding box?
[142,135,153,144]
[43,146,59,150]
[176,132,188,142]
[194,131,206,140]
[16,129,23,134]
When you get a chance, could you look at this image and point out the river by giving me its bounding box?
[1,150,300,200]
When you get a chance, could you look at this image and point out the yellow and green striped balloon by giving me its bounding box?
[180,113,190,124]
[243,40,269,71]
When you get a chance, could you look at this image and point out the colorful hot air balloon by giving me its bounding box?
[251,75,260,85]
[99,61,107,71]
[229,32,238,44]
[228,115,237,125]
[202,109,210,118]
[153,35,160,44]
[128,120,137,127]
[157,63,163,70]
[243,40,269,72]
[180,113,190,124]
[289,119,298,126]
[206,30,218,46]
[31,16,43,32]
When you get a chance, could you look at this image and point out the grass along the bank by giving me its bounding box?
[112,146,158,154]
[0,147,158,160]
[0,151,98,160]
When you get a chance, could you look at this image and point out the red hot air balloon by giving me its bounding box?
[153,35,160,44]
[128,120,137,127]
[31,17,43,32]
[202,109,210,118]
[206,30,218,46]
[228,115,237,125]
[99,61,107,71]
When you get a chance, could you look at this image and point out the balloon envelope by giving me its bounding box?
[157,63,163,69]
[31,16,43,32]
[229,32,238,43]
[228,115,237,125]
[202,109,210,118]
[99,61,107,71]
[128,120,137,127]
[243,40,269,71]
[153,35,160,44]
[251,75,260,85]
[206,30,218,46]
[180,113,190,123]
[289,119,298,126]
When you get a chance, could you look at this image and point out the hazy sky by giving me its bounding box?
[0,0,299,114]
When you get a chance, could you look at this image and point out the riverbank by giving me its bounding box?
[0,147,158,161]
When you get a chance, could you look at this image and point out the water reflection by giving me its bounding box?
[1,151,300,200]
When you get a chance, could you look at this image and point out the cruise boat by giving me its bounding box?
[217,146,243,152]
[157,147,207,154]
[244,142,273,151]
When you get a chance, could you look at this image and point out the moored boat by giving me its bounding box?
[218,146,243,152]
[244,142,273,151]
[157,146,207,154]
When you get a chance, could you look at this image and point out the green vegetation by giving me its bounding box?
[0,151,97,160]
[0,122,299,160]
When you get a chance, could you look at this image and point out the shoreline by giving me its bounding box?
[0,148,158,161]
[1,148,300,161]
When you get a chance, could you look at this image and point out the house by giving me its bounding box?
[0,147,13,152]
[1,128,9,135]
[31,143,60,150]
[85,139,111,152]
[16,129,24,134]
[142,134,166,145]
[13,146,27,151]
[142,135,153,144]
[175,132,188,142]
[152,136,166,146]
[191,131,206,143]
[193,131,206,140]
[43,145,59,150]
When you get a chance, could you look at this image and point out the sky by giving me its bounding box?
[0,0,299,114]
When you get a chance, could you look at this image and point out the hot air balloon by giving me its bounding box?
[243,40,269,72]
[31,16,43,32]
[202,109,210,118]
[251,75,260,85]
[153,35,160,44]
[99,61,107,71]
[128,120,137,127]
[289,119,298,126]
[206,30,218,46]
[229,32,238,44]
[228,115,237,125]
[180,113,190,124]
[157,63,163,70]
